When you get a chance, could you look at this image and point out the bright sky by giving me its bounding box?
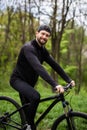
[0,0,26,10]
[0,0,87,28]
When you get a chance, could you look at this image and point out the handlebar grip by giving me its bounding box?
[53,83,72,92]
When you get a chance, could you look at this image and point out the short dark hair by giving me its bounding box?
[37,25,51,34]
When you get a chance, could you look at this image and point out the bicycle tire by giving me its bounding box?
[51,111,87,130]
[0,96,26,130]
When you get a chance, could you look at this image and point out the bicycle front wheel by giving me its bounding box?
[51,111,87,130]
[0,96,26,130]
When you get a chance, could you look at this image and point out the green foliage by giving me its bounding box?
[0,9,87,93]
[64,65,77,77]
[83,64,87,85]
[0,65,12,91]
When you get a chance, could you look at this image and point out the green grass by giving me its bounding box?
[0,85,87,130]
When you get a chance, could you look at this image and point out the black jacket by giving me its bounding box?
[10,39,71,88]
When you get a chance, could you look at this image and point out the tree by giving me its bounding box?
[49,0,74,81]
[0,0,87,90]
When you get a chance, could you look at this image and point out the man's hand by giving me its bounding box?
[55,85,64,93]
[70,80,75,87]
[54,80,75,93]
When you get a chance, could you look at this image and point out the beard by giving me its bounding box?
[37,37,47,46]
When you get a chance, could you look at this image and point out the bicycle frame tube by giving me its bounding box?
[35,94,63,126]
[61,97,76,130]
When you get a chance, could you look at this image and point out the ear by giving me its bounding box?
[36,31,39,35]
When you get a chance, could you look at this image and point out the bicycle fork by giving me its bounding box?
[62,101,76,130]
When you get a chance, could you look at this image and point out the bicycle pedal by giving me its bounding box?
[23,124,32,130]
[26,125,32,130]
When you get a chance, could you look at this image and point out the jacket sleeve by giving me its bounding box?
[44,49,72,83]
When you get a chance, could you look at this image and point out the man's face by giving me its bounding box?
[36,30,50,46]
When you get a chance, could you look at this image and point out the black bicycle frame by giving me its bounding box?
[1,93,70,129]
[35,93,65,126]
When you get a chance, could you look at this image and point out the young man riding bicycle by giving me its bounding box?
[10,25,75,130]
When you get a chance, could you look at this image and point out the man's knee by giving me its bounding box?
[35,92,40,102]
[33,91,40,103]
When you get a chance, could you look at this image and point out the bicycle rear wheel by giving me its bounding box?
[51,111,87,130]
[0,96,26,130]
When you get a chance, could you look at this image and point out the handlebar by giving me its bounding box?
[64,83,72,91]
[53,83,72,92]
[40,83,73,102]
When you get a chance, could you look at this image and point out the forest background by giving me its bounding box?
[0,0,87,94]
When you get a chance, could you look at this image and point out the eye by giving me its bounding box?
[42,32,45,35]
[40,31,50,37]
[46,34,50,37]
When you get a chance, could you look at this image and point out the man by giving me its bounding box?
[10,25,75,130]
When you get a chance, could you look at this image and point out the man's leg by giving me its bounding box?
[10,79,40,130]
[19,93,38,129]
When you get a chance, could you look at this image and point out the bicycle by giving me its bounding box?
[0,83,87,130]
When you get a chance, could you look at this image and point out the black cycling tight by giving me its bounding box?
[10,78,40,130]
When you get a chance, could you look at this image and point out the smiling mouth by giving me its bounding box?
[41,38,47,43]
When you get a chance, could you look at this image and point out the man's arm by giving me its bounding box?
[44,50,72,83]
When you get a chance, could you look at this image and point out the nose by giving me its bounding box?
[43,34,49,39]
